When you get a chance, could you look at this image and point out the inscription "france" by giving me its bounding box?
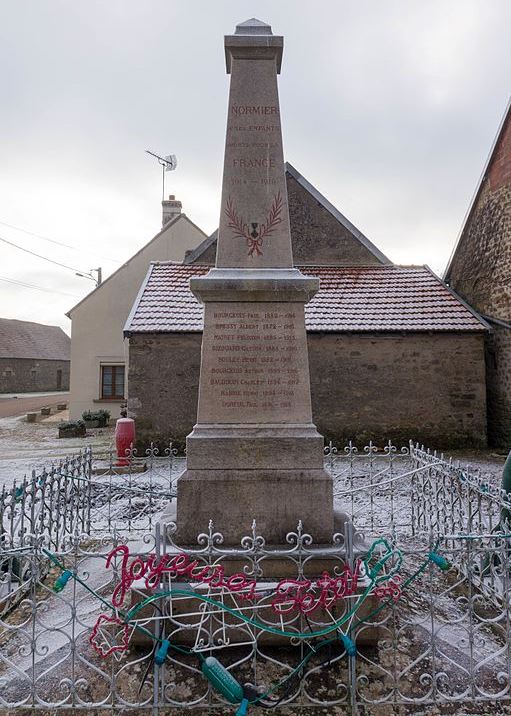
[232,157,275,168]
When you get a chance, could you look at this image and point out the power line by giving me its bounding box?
[0,234,85,273]
[0,275,82,298]
[0,219,121,264]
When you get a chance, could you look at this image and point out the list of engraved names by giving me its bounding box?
[199,302,311,422]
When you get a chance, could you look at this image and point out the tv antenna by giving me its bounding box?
[145,150,177,201]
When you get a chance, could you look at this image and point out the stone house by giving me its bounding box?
[125,164,488,449]
[0,317,70,393]
[445,100,511,447]
[66,199,207,420]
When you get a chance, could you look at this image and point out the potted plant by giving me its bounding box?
[58,420,86,438]
[82,411,100,428]
[97,409,111,428]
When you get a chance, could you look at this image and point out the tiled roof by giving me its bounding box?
[0,318,70,360]
[125,263,487,335]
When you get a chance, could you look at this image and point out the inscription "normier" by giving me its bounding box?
[231,105,279,115]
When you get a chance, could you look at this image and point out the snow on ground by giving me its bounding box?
[446,448,508,487]
[0,406,507,494]
[0,427,510,712]
[0,414,114,488]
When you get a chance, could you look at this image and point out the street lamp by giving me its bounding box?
[75,267,102,287]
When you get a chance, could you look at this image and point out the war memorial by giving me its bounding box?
[2,16,511,716]
[175,17,336,545]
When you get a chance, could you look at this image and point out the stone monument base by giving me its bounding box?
[131,508,378,647]
[176,468,333,544]
[128,508,379,648]
[176,422,334,544]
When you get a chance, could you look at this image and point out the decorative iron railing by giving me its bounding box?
[0,448,92,551]
[0,440,510,712]
[1,520,511,711]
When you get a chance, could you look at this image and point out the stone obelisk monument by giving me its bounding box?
[177,18,334,544]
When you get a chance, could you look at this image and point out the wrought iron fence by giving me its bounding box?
[410,443,510,538]
[84,442,183,535]
[0,444,182,618]
[326,440,416,536]
[1,521,511,712]
[0,448,92,617]
[0,448,92,552]
[410,443,511,605]
[0,440,510,713]
[0,443,184,547]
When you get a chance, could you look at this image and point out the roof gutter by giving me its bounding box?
[481,314,511,331]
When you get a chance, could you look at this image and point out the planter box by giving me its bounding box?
[26,413,37,423]
[59,425,86,439]
[57,403,67,411]
[84,419,100,428]
[41,407,51,416]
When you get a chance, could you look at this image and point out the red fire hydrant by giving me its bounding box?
[115,416,135,467]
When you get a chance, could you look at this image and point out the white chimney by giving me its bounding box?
[162,195,182,227]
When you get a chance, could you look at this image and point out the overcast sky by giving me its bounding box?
[1,1,510,334]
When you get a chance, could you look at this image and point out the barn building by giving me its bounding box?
[0,318,70,393]
[125,165,488,449]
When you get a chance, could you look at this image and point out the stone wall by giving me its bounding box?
[127,333,203,449]
[307,332,486,448]
[188,171,385,267]
[486,324,511,446]
[446,109,511,446]
[0,358,70,393]
[128,331,486,450]
[447,182,511,322]
[286,174,384,265]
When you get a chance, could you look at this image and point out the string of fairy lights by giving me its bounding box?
[41,538,451,715]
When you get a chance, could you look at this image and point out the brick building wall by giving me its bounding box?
[0,357,70,393]
[128,331,486,450]
[447,107,511,446]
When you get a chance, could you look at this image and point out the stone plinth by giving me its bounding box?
[176,18,334,545]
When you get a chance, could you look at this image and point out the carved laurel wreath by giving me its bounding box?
[224,191,283,256]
